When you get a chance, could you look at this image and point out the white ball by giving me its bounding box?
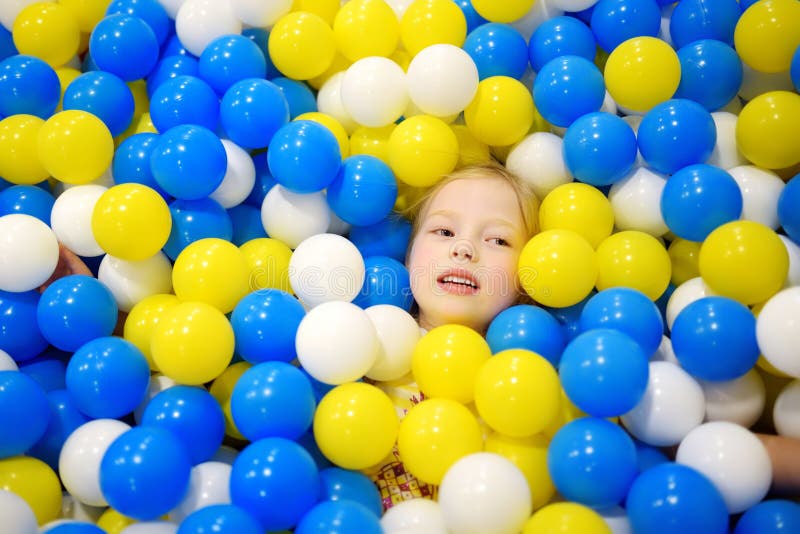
[365,304,421,382]
[384,0,414,19]
[51,184,107,257]
[59,492,106,523]
[438,452,531,534]
[157,0,187,19]
[326,209,352,237]
[380,498,448,534]
[317,71,359,135]
[548,0,599,12]
[59,419,131,507]
[210,140,256,209]
[600,90,618,116]
[657,3,674,47]
[0,0,38,31]
[341,57,408,128]
[699,369,766,428]
[609,166,669,237]
[133,374,179,425]
[175,0,242,57]
[510,0,564,41]
[665,277,716,331]
[506,132,572,200]
[407,44,479,118]
[210,445,239,465]
[728,165,784,230]
[295,301,380,384]
[597,506,632,534]
[289,233,365,307]
[121,522,178,534]
[756,287,800,378]
[621,361,705,447]
[260,185,330,249]
[0,214,59,292]
[773,379,800,439]
[779,235,800,288]
[0,490,37,534]
[708,112,747,170]
[651,335,679,366]
[0,349,18,371]
[169,461,232,523]
[229,0,292,26]
[98,252,173,313]
[676,421,772,514]
[739,62,794,102]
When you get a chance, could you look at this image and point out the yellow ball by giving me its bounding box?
[12,2,80,67]
[699,220,789,305]
[0,114,49,185]
[150,301,235,385]
[293,0,340,25]
[0,456,62,525]
[668,238,701,286]
[135,112,157,134]
[485,432,555,511]
[463,76,534,147]
[210,361,252,440]
[91,183,172,261]
[411,324,492,404]
[313,382,399,470]
[400,0,467,57]
[349,124,395,165]
[172,238,250,314]
[474,349,561,437]
[38,109,114,184]
[471,0,534,23]
[604,36,681,113]
[543,389,590,440]
[736,91,800,170]
[518,229,598,308]
[123,293,181,370]
[269,11,336,80]
[295,111,350,158]
[307,52,352,90]
[59,0,110,33]
[240,237,293,294]
[96,508,137,534]
[595,230,671,300]
[523,502,612,534]
[333,0,399,61]
[539,182,615,249]
[115,79,150,145]
[451,124,491,167]
[397,398,483,485]
[734,0,800,74]
[388,114,459,187]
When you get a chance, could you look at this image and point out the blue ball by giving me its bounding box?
[178,504,263,534]
[463,23,529,80]
[142,385,225,465]
[163,197,233,260]
[242,28,280,79]
[297,430,334,471]
[146,54,199,98]
[562,111,637,186]
[100,426,192,520]
[671,296,759,381]
[267,120,341,193]
[669,0,741,49]
[353,256,413,311]
[63,71,135,137]
[528,16,596,73]
[221,78,289,150]
[348,215,411,263]
[231,289,306,364]
[559,329,649,417]
[590,0,662,52]
[149,75,219,132]
[65,337,150,419]
[486,304,566,367]
[0,185,55,225]
[19,356,66,392]
[738,0,760,9]
[634,439,670,473]
[0,55,59,118]
[199,35,267,95]
[45,523,105,534]
[675,39,743,111]
[106,0,171,46]
[113,133,170,199]
[532,55,605,128]
[271,77,317,119]
[791,45,800,93]
[0,290,48,362]
[230,437,320,531]
[454,0,489,33]
[548,417,638,508]
[89,15,159,81]
[660,164,743,242]
[295,500,383,534]
[228,204,267,246]
[0,370,49,458]
[734,499,800,534]
[28,388,90,470]
[579,287,664,357]
[244,152,278,207]
[778,174,800,244]
[544,291,595,343]
[319,467,383,517]
[326,155,398,226]
[637,98,717,175]
[150,124,227,200]
[230,361,316,441]
[37,275,118,353]
[626,462,728,534]
[0,26,16,62]
[160,32,195,59]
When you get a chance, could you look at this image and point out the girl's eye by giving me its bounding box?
[491,237,510,247]
[434,228,454,237]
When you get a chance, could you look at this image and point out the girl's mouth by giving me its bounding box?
[436,270,479,295]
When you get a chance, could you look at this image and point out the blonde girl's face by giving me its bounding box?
[406,177,529,333]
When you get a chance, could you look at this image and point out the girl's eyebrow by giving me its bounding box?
[426,209,520,231]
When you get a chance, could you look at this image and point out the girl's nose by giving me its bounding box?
[451,240,476,262]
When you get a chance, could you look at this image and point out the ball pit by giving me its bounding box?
[1,0,800,532]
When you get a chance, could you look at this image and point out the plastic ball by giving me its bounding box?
[0,213,58,292]
[268,11,335,80]
[675,39,742,112]
[388,114,458,187]
[0,115,49,185]
[111,133,167,198]
[359,305,417,381]
[325,155,397,227]
[470,0,533,23]
[89,15,158,81]
[12,2,80,68]
[670,0,742,49]
[505,132,570,200]
[230,289,304,364]
[700,369,765,428]
[563,112,636,187]
[757,287,800,378]
[97,252,172,313]
[579,287,663,357]
[133,373,178,424]
[332,0,399,62]
[734,0,800,73]
[736,91,800,170]
[604,36,681,113]
[162,198,232,261]
[729,165,785,230]
[676,421,771,513]
[485,304,566,366]
[527,16,595,73]
[353,256,412,310]
[63,71,134,137]
[779,175,800,243]
[260,186,330,249]
[793,43,800,92]
[37,109,114,185]
[289,233,365,308]
[174,0,241,57]
[219,78,288,150]
[0,456,62,525]
[608,166,669,237]
[0,489,38,534]
[595,230,671,301]
[149,75,219,133]
[197,34,266,95]
[172,238,248,313]
[699,220,788,305]
[178,503,261,534]
[269,120,341,194]
[0,55,59,119]
[380,499,447,533]
[406,44,478,118]
[522,502,611,534]
[0,289,49,363]
[105,0,171,46]
[590,0,661,53]
[709,111,748,170]
[295,500,382,534]
[399,0,467,57]
[0,370,49,458]
[208,140,255,209]
[734,499,800,534]
[532,56,604,128]
[146,55,200,98]
[150,124,227,200]
[463,22,527,80]
[665,276,716,330]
